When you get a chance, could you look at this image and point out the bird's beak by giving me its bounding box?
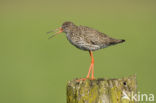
[47,27,63,39]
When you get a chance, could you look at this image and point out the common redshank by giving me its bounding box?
[48,21,125,80]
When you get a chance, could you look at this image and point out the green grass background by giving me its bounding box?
[0,0,156,103]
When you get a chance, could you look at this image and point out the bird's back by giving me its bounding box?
[66,25,125,51]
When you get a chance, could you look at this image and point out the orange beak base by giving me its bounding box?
[58,27,63,33]
[48,27,63,39]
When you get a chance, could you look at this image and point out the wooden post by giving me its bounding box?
[67,75,137,103]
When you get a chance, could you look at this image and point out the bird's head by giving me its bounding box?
[47,21,75,39]
[62,21,75,33]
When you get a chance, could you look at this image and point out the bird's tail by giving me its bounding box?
[117,39,125,43]
[109,39,125,45]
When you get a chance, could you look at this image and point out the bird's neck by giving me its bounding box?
[66,26,77,35]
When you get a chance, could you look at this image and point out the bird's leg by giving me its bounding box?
[90,51,95,80]
[76,51,95,82]
[86,63,93,78]
[86,51,95,80]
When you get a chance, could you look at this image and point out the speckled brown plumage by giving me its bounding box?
[62,21,125,51]
[49,21,125,80]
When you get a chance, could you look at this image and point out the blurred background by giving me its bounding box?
[0,0,156,103]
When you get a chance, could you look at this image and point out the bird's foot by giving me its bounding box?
[76,78,87,82]
[76,77,95,82]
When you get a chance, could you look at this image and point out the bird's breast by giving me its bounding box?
[66,33,80,46]
[65,32,101,51]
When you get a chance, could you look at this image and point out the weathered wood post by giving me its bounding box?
[67,75,137,103]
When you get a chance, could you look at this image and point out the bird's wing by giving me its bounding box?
[78,26,110,46]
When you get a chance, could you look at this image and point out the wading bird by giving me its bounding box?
[48,21,125,80]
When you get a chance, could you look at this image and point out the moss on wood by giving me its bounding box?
[67,75,137,103]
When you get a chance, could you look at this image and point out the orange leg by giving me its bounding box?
[86,63,93,78]
[87,51,95,80]
[76,51,95,82]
